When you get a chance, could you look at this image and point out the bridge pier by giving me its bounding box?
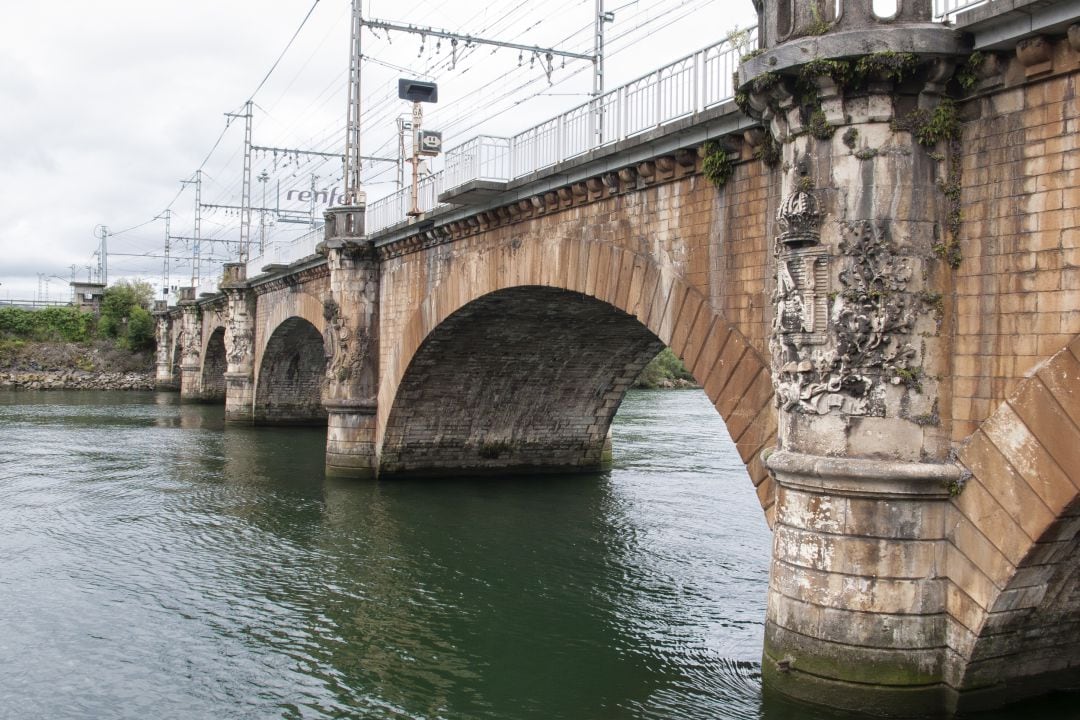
[220,263,256,423]
[746,0,963,711]
[176,287,204,402]
[152,300,179,391]
[320,200,380,478]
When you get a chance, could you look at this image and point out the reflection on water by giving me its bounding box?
[0,389,1075,719]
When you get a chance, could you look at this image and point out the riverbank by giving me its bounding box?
[0,339,155,391]
[0,369,155,391]
[1,327,699,393]
[633,347,700,389]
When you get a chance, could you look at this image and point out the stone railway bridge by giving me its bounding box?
[154,1,1080,715]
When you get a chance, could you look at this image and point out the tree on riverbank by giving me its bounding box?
[96,280,155,351]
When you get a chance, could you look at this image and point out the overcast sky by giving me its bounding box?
[0,0,755,302]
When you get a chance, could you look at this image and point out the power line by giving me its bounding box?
[247,0,324,103]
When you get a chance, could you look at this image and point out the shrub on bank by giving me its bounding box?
[0,306,93,342]
[635,347,696,388]
[1,279,157,358]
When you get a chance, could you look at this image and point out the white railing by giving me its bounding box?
[244,225,323,278]
[365,29,754,234]
[443,136,513,189]
[933,0,993,22]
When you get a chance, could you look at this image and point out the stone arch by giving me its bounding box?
[945,336,1080,708]
[379,233,776,520]
[199,326,227,402]
[253,316,327,425]
[254,290,325,374]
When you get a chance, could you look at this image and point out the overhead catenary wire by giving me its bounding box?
[101,0,730,293]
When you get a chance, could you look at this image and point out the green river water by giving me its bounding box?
[0,389,1075,719]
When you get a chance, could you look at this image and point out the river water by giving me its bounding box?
[0,389,1074,719]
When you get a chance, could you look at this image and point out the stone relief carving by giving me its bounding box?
[155,322,171,364]
[323,298,372,387]
[225,317,253,367]
[179,323,200,362]
[771,191,920,416]
[776,185,822,246]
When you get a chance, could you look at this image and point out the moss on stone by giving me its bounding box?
[701,141,737,189]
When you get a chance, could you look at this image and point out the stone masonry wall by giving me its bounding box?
[953,38,1080,441]
[201,327,227,401]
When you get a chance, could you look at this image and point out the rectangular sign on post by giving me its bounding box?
[417,131,442,156]
[398,79,438,103]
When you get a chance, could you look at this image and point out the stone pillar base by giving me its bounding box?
[179,363,201,402]
[762,449,962,716]
[155,362,178,391]
[224,372,254,423]
[598,427,614,469]
[325,401,378,479]
[761,659,951,718]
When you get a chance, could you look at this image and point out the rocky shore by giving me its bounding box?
[0,369,156,391]
[0,337,156,392]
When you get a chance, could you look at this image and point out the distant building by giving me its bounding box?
[70,282,106,314]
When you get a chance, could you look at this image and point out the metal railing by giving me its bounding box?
[244,225,324,278]
[365,28,754,234]
[0,299,71,309]
[933,0,993,22]
[443,136,513,189]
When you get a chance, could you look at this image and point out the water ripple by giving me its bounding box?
[7,389,1066,719]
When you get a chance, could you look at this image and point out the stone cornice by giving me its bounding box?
[739,26,965,88]
[765,450,961,499]
[250,261,330,296]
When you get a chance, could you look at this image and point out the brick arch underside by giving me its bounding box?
[254,316,327,426]
[380,257,777,518]
[200,327,227,402]
[946,336,1080,706]
[380,287,663,475]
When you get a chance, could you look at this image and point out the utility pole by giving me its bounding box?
[593,0,614,144]
[158,209,171,298]
[226,101,254,262]
[408,100,423,216]
[180,171,203,289]
[343,0,363,206]
[397,115,409,191]
[93,224,109,286]
[309,173,320,229]
[258,170,269,255]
